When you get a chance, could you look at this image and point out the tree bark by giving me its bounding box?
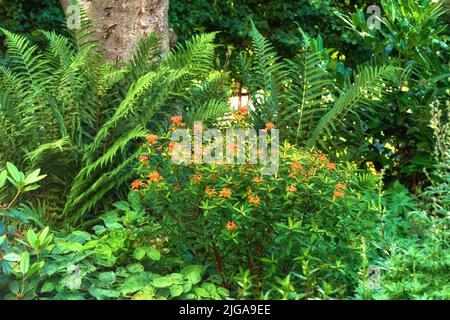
[60,0,174,62]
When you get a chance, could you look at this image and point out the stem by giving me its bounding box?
[5,188,22,210]
[213,246,228,289]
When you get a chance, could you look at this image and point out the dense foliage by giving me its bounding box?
[1,0,449,300]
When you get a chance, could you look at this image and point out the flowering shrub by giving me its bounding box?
[130,116,380,298]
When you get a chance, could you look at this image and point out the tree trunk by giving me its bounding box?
[60,0,174,62]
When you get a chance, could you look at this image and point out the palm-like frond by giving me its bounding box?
[306,64,397,147]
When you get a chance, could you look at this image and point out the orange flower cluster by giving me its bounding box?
[289,161,304,179]
[238,106,249,115]
[252,177,263,184]
[205,187,216,198]
[233,106,250,122]
[315,153,328,162]
[226,220,238,231]
[139,154,149,165]
[148,171,163,183]
[146,134,158,145]
[190,173,203,184]
[291,161,303,171]
[248,195,260,206]
[168,141,178,151]
[313,153,336,171]
[234,113,245,122]
[286,185,297,193]
[333,182,347,199]
[264,122,275,131]
[131,180,146,191]
[171,115,186,127]
[219,188,232,198]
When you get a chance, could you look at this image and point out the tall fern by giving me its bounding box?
[0,23,230,222]
[245,25,396,156]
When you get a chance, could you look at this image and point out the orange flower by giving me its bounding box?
[205,187,216,198]
[238,106,249,114]
[265,122,275,131]
[190,173,203,184]
[333,191,345,199]
[219,188,232,198]
[286,185,297,193]
[131,180,146,191]
[290,161,303,171]
[168,141,178,151]
[335,182,347,191]
[139,154,149,165]
[315,153,328,162]
[171,115,186,127]
[249,195,260,206]
[148,171,163,183]
[234,113,245,122]
[226,220,238,231]
[145,134,158,145]
[252,177,263,183]
[247,189,253,196]
[327,163,336,171]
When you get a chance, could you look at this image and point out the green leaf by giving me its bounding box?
[127,263,144,274]
[89,286,120,300]
[182,265,202,285]
[170,284,184,298]
[0,170,7,188]
[195,287,210,298]
[113,201,130,212]
[98,272,116,286]
[146,247,161,261]
[3,252,20,262]
[152,276,173,288]
[217,287,230,297]
[41,281,56,293]
[104,221,123,230]
[24,169,46,185]
[38,227,50,244]
[134,247,146,261]
[9,281,19,294]
[20,251,30,275]
[202,283,216,294]
[6,162,23,183]
[26,229,38,248]
[121,272,154,295]
[0,234,6,246]
[27,261,44,277]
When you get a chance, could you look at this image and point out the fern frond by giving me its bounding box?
[127,32,162,81]
[307,64,397,147]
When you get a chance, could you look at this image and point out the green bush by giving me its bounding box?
[131,117,380,298]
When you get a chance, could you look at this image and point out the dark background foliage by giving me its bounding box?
[0,0,372,66]
[169,0,373,69]
[0,0,64,63]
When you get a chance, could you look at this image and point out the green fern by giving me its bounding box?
[0,23,230,223]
